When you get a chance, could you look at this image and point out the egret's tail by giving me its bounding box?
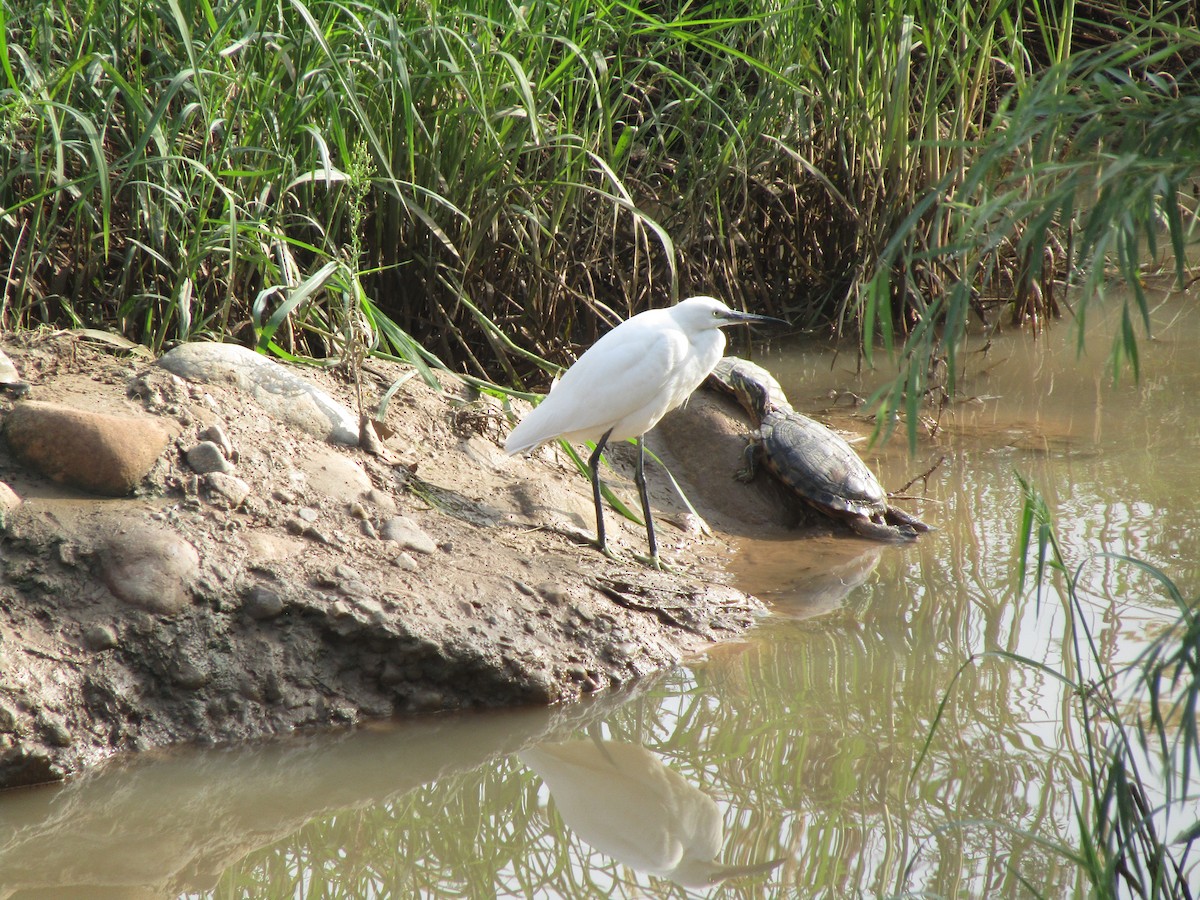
[504,409,547,456]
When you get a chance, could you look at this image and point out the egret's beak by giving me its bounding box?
[720,309,790,328]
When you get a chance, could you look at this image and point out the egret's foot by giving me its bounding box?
[631,550,675,572]
[597,542,622,563]
[553,524,599,548]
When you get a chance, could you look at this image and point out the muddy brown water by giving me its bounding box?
[3,293,1199,898]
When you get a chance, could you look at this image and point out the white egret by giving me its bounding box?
[505,296,787,563]
[520,739,784,887]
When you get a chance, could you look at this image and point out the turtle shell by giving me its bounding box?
[757,409,887,519]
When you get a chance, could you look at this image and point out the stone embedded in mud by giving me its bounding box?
[0,699,18,732]
[0,479,20,510]
[392,551,419,571]
[185,440,234,474]
[203,471,251,508]
[170,657,209,690]
[198,422,234,458]
[380,516,438,554]
[37,712,72,748]
[242,585,284,620]
[1,401,177,496]
[81,623,119,651]
[157,342,360,445]
[99,524,200,615]
[298,445,372,498]
[0,479,19,530]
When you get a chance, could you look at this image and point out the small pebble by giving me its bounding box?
[539,583,569,605]
[0,701,19,732]
[340,581,371,600]
[304,526,334,545]
[198,423,234,458]
[243,586,284,620]
[82,623,119,651]
[363,488,396,513]
[392,552,419,571]
[204,472,251,508]
[172,659,209,690]
[39,713,73,748]
[185,441,234,475]
[380,516,437,554]
[297,506,319,523]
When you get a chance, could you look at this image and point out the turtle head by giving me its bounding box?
[728,364,776,421]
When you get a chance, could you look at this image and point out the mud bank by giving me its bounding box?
[0,332,773,789]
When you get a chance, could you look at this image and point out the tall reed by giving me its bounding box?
[2,0,1196,389]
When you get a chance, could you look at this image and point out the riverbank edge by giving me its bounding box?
[0,332,765,790]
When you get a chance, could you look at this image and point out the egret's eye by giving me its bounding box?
[712,310,722,318]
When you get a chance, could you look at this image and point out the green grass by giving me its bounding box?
[4,0,1197,396]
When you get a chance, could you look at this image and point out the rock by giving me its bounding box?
[2,401,177,496]
[198,422,233,458]
[243,586,284,620]
[0,480,20,509]
[203,472,251,508]
[171,658,209,690]
[0,700,18,732]
[0,480,20,529]
[392,551,419,571]
[0,744,60,788]
[297,445,372,499]
[81,623,119,651]
[157,343,360,444]
[380,516,438,554]
[99,524,200,615]
[0,347,31,398]
[363,488,396,513]
[185,440,234,474]
[38,713,72,748]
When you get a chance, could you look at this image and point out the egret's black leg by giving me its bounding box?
[633,436,658,562]
[588,429,614,554]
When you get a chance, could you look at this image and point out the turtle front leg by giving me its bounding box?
[735,436,761,483]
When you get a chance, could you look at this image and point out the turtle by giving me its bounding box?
[707,357,931,542]
[0,348,31,399]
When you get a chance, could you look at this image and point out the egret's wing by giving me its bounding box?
[506,318,686,451]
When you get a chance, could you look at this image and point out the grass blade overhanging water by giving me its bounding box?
[911,474,1200,898]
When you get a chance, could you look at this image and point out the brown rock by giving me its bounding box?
[2,401,177,496]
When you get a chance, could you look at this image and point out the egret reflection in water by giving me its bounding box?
[520,735,783,888]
